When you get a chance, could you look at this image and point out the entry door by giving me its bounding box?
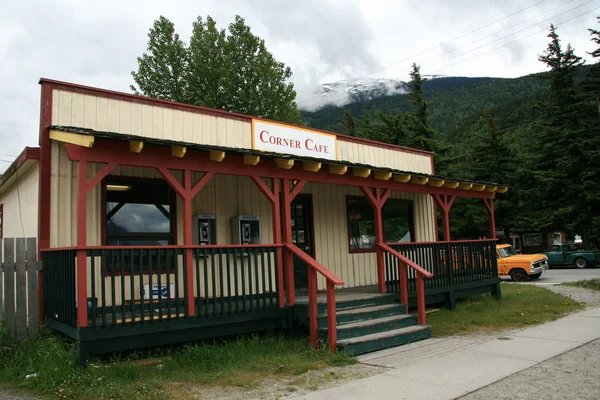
[290,196,314,290]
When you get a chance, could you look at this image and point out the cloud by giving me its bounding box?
[0,0,598,173]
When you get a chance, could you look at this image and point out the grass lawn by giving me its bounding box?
[0,327,355,400]
[426,283,584,337]
[562,278,600,292]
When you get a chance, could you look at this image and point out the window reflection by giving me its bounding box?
[105,179,174,246]
[107,203,170,233]
[347,197,413,250]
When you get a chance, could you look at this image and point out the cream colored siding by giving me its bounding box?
[337,141,432,174]
[51,89,432,174]
[0,163,39,239]
[302,183,436,290]
[51,89,252,150]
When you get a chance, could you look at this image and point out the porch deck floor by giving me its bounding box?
[295,285,386,304]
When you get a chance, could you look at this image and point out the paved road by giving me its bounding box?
[500,267,600,284]
[458,338,600,400]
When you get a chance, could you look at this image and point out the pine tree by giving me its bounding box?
[515,24,591,243]
[406,63,435,151]
[338,109,357,136]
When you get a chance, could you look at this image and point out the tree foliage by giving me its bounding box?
[131,15,301,124]
[304,20,600,248]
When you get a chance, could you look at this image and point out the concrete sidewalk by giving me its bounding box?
[287,307,600,400]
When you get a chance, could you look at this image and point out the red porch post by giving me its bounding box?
[250,176,285,308]
[157,168,214,317]
[360,186,391,293]
[281,178,307,305]
[433,194,455,241]
[483,198,496,239]
[76,159,88,327]
[76,159,117,327]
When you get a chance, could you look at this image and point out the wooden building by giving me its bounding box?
[0,78,506,364]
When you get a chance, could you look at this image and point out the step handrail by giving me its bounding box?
[283,242,344,352]
[377,242,433,325]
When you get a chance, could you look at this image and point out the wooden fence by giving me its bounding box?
[0,237,40,339]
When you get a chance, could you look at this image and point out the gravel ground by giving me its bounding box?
[541,284,600,307]
[458,338,600,400]
[0,387,39,400]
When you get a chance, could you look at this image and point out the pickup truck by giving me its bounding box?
[496,244,549,281]
[544,244,600,268]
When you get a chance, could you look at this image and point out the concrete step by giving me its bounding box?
[319,314,418,341]
[317,303,407,328]
[336,324,432,355]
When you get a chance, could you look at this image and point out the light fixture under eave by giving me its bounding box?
[106,184,131,191]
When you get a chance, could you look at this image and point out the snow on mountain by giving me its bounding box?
[300,75,445,111]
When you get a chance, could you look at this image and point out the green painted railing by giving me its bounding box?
[42,245,281,329]
[384,240,498,294]
[42,249,77,327]
[86,247,187,328]
[192,246,280,317]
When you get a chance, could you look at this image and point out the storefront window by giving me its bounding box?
[105,179,174,246]
[346,196,414,252]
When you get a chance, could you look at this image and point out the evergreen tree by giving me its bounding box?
[130,16,190,103]
[131,15,301,124]
[406,63,435,152]
[338,109,357,136]
[514,24,593,244]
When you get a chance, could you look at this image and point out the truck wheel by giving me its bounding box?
[510,269,528,282]
[574,258,588,269]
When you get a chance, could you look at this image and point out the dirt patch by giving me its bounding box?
[165,363,386,400]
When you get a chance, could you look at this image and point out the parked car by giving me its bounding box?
[544,244,600,268]
[496,244,549,282]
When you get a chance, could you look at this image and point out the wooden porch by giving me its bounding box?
[41,239,500,363]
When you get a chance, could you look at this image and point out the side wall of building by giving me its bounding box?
[0,163,39,242]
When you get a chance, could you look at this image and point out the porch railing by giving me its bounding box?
[378,242,432,325]
[42,245,281,329]
[283,242,344,352]
[383,240,498,310]
[192,246,279,317]
[42,249,77,328]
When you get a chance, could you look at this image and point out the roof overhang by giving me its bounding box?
[48,125,508,194]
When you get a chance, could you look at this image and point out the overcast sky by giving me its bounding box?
[1,0,598,173]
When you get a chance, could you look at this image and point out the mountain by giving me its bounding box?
[300,74,549,141]
[306,78,410,109]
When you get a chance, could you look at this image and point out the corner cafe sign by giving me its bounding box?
[252,119,337,161]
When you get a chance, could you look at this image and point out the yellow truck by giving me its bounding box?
[496,244,549,282]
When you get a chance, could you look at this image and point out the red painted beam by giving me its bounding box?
[289,180,307,201]
[190,172,215,198]
[250,176,276,204]
[85,162,117,192]
[62,140,496,200]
